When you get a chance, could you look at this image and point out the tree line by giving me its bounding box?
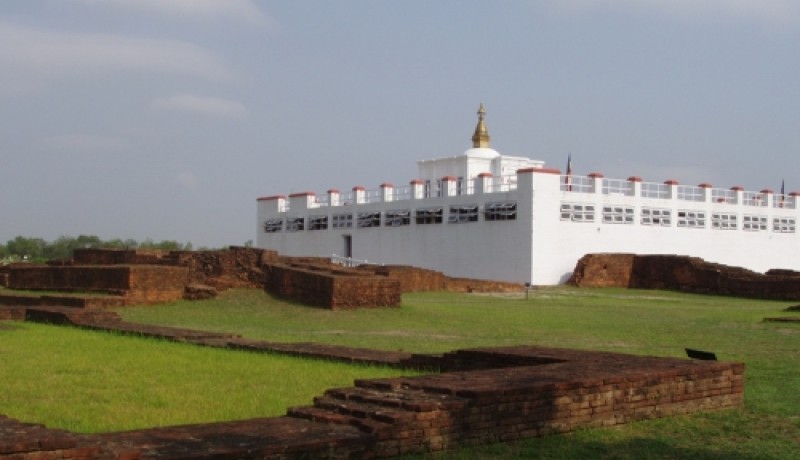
[0,235,196,264]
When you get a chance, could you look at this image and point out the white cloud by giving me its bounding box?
[44,133,130,153]
[152,93,249,118]
[0,23,233,95]
[177,172,199,190]
[553,0,800,26]
[72,0,273,27]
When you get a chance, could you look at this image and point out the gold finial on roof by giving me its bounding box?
[471,103,490,148]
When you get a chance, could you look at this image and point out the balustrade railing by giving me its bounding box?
[712,188,736,204]
[602,178,634,196]
[561,175,593,193]
[773,195,795,209]
[743,191,767,207]
[640,182,669,199]
[677,185,705,202]
[272,173,794,215]
[331,254,378,267]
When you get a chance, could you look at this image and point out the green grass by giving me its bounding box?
[0,322,417,433]
[2,286,799,458]
[116,287,800,459]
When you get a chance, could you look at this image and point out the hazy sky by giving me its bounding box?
[1,1,798,248]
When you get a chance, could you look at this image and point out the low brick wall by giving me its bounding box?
[570,253,800,300]
[127,265,189,304]
[314,347,744,457]
[265,263,401,309]
[445,276,525,293]
[73,248,167,265]
[363,265,525,293]
[5,265,188,305]
[1,311,746,459]
[0,294,126,309]
[0,345,746,459]
[167,246,267,290]
[7,265,133,292]
[369,265,447,292]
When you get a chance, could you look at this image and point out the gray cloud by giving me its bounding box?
[0,23,233,95]
[553,0,800,26]
[152,93,249,118]
[71,0,273,27]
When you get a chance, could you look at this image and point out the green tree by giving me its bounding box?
[6,236,46,261]
[75,234,103,249]
[44,235,78,260]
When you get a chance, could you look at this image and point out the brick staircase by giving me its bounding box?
[289,381,468,456]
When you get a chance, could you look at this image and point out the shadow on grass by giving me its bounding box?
[410,435,781,460]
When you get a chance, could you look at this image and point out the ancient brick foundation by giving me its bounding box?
[165,246,271,290]
[570,253,800,300]
[72,248,167,265]
[3,249,523,310]
[367,265,447,292]
[5,265,189,305]
[265,263,402,309]
[0,307,745,460]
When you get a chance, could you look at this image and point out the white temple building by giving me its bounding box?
[257,105,800,285]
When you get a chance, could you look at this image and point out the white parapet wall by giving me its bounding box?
[257,168,800,285]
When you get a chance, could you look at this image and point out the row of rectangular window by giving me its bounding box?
[264,202,517,233]
[561,203,795,232]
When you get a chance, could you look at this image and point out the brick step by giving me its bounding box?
[312,395,416,425]
[95,415,372,459]
[325,385,467,412]
[287,405,396,440]
[76,320,242,342]
[24,306,122,325]
[0,292,127,309]
[0,306,25,321]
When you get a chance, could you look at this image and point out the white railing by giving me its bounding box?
[331,254,377,267]
[712,188,737,204]
[364,188,382,203]
[561,175,593,192]
[743,191,767,207]
[602,178,634,196]
[487,175,517,192]
[640,181,670,199]
[393,184,413,201]
[275,174,792,214]
[773,195,796,209]
[677,185,705,202]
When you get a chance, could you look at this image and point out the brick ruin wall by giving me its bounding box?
[334,349,745,458]
[0,341,745,460]
[126,265,191,304]
[5,265,189,305]
[444,276,524,293]
[72,248,167,265]
[167,246,275,289]
[72,246,271,291]
[365,265,524,293]
[367,265,447,291]
[7,266,135,293]
[2,247,523,310]
[264,263,402,309]
[570,253,800,300]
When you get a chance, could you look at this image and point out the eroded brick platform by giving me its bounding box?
[0,310,745,459]
[264,261,402,309]
[570,253,800,300]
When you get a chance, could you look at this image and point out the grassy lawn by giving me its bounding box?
[1,286,798,458]
[0,323,418,433]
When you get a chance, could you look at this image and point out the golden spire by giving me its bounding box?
[471,103,490,148]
